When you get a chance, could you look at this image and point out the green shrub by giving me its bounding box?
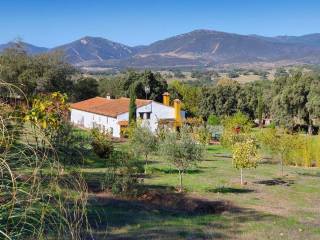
[221,112,252,148]
[91,128,114,158]
[207,114,220,126]
[194,125,211,144]
[103,150,142,196]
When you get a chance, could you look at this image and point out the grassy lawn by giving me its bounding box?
[82,143,320,240]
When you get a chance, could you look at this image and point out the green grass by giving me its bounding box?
[83,143,320,240]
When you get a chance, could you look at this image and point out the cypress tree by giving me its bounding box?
[129,85,137,123]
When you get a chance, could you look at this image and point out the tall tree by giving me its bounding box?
[128,85,137,123]
[0,46,76,98]
[123,70,168,102]
[73,77,99,101]
[271,71,319,134]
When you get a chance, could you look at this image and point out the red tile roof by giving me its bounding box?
[117,120,129,126]
[70,97,152,118]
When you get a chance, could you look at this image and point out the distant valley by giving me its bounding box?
[1,29,320,70]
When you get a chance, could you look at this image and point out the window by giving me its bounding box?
[146,113,151,119]
[139,112,144,119]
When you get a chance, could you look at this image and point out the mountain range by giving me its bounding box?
[1,30,320,69]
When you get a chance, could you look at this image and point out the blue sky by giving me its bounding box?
[0,0,319,47]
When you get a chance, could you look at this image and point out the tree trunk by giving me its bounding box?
[240,168,243,185]
[178,170,183,192]
[308,124,313,135]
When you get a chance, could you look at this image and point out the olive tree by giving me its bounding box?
[129,123,158,174]
[160,126,204,192]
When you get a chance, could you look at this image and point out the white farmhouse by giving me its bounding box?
[70,92,185,138]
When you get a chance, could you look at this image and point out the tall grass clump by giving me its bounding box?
[313,134,320,167]
[0,81,90,240]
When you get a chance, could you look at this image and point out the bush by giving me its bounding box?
[91,128,114,158]
[207,114,220,126]
[193,125,211,144]
[103,150,142,196]
[221,112,252,148]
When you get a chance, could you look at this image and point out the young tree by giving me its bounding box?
[129,124,158,173]
[276,133,300,176]
[232,139,260,185]
[160,126,204,192]
[259,128,299,176]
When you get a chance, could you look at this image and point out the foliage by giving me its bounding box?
[0,46,76,98]
[159,126,204,192]
[192,125,211,145]
[0,82,88,239]
[271,71,320,133]
[25,92,69,144]
[314,135,320,167]
[199,80,271,120]
[0,101,24,151]
[90,128,114,158]
[123,70,168,102]
[129,84,137,123]
[99,75,125,98]
[184,117,204,126]
[232,138,260,184]
[51,122,85,164]
[99,70,168,102]
[258,128,302,175]
[207,114,220,126]
[103,150,142,196]
[129,123,158,173]
[73,77,99,101]
[257,128,279,160]
[168,80,201,116]
[221,112,252,148]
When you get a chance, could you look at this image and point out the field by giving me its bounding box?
[83,144,320,240]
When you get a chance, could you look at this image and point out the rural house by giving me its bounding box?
[70,92,185,137]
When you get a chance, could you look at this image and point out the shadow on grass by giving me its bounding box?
[86,184,277,240]
[297,171,320,178]
[150,167,203,174]
[254,178,294,186]
[208,187,254,194]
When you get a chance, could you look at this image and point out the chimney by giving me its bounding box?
[173,99,182,128]
[162,92,170,106]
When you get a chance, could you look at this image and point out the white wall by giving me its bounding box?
[70,109,120,137]
[70,101,185,138]
[136,102,185,133]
